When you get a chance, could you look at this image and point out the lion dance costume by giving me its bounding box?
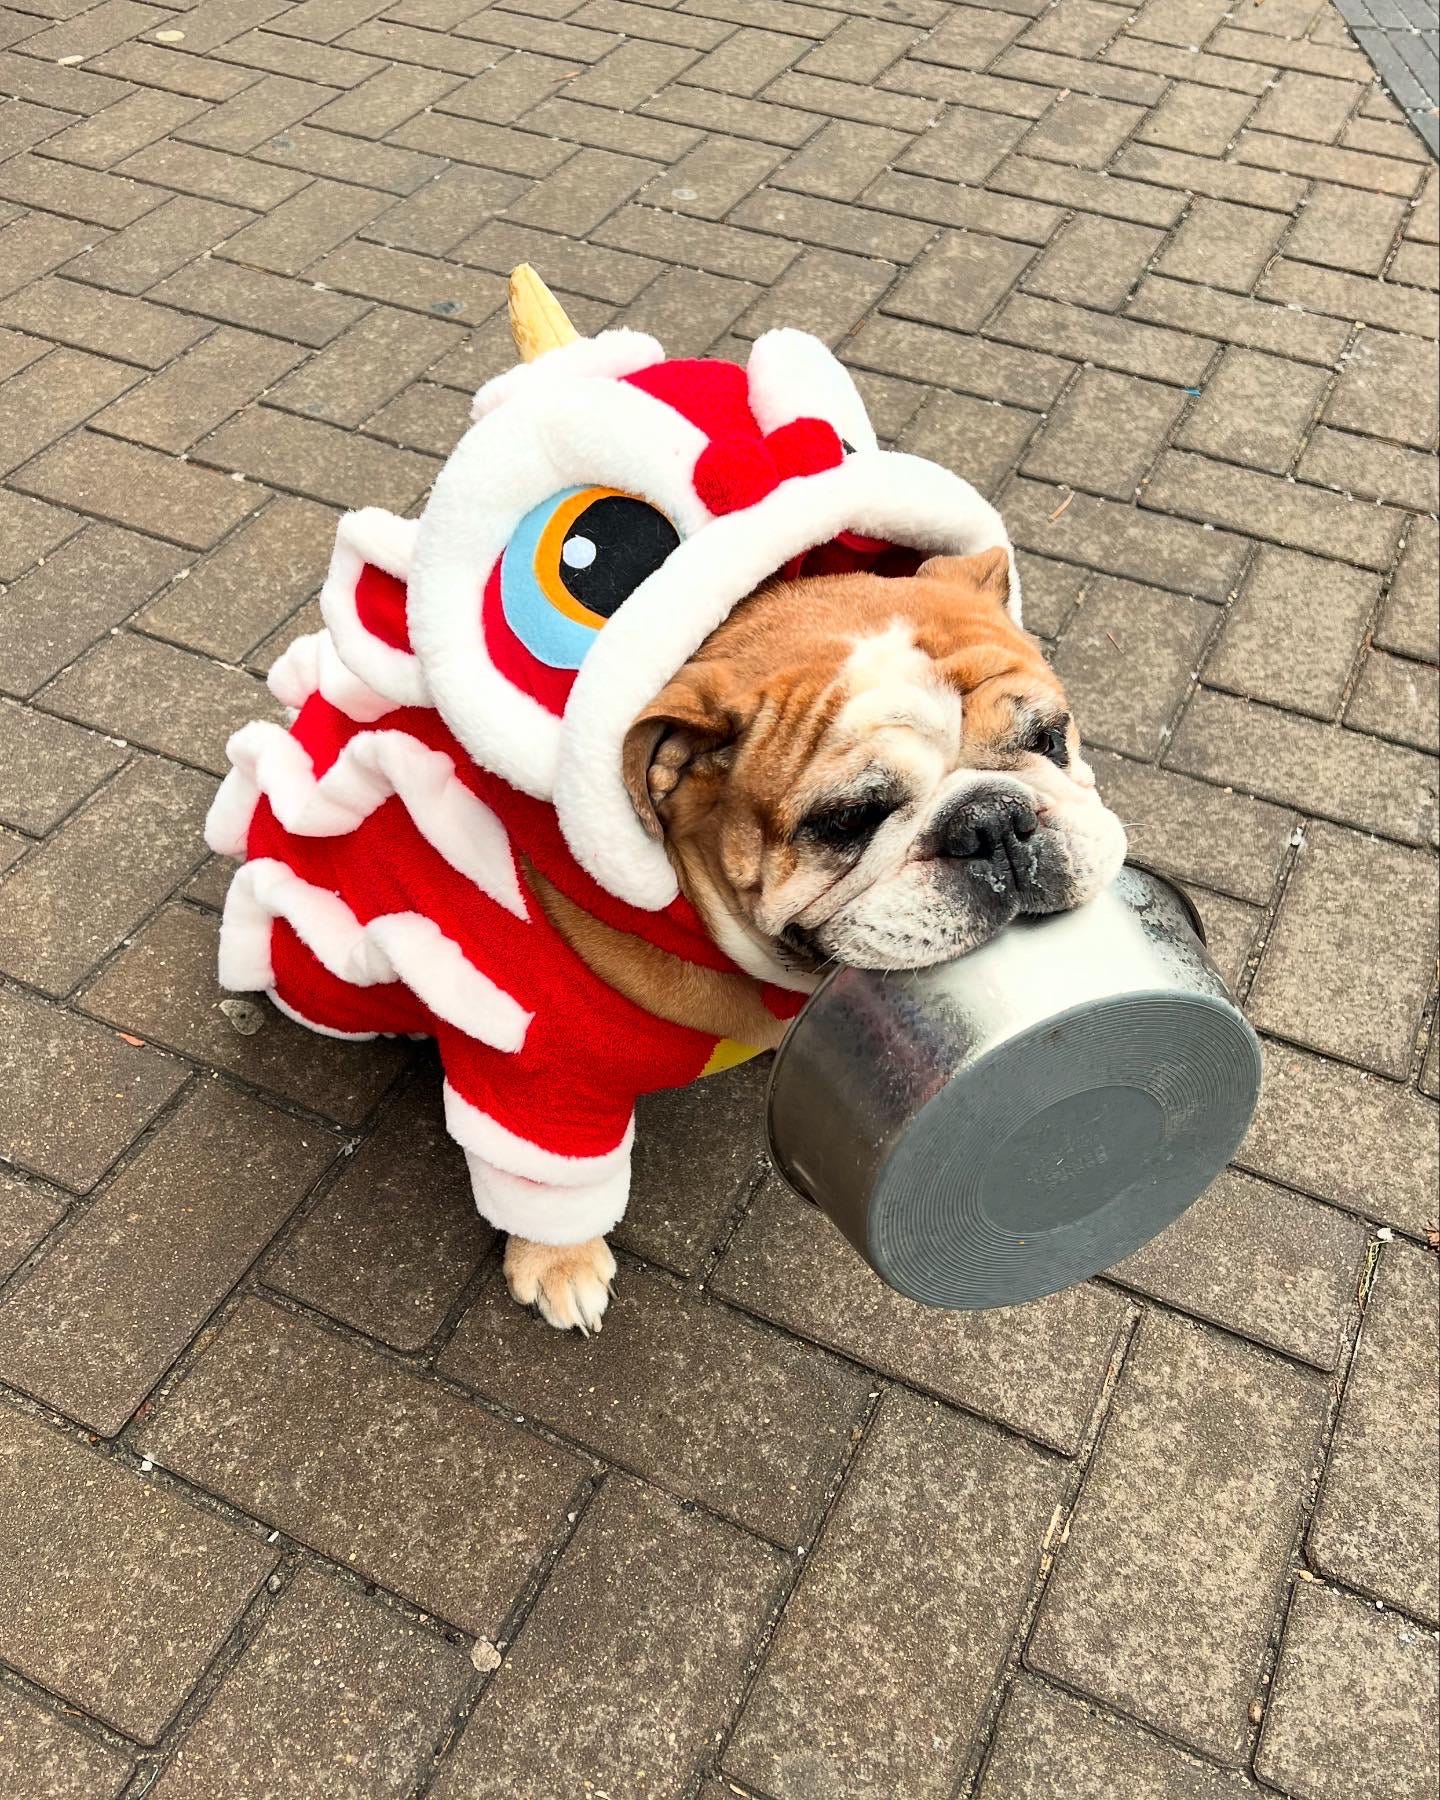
[208,269,1019,1245]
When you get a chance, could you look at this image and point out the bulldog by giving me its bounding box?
[207,268,1126,1336]
[518,548,1126,1325]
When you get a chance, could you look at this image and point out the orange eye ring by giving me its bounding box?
[534,485,631,629]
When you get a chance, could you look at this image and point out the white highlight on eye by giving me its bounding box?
[562,534,596,570]
[837,624,960,749]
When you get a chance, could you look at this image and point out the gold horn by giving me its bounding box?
[508,264,579,362]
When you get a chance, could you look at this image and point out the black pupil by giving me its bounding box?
[559,495,680,621]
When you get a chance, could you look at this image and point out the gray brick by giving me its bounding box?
[0,1688,129,1800]
[0,347,139,479]
[1287,181,1411,275]
[1202,544,1379,719]
[434,1480,783,1800]
[1175,347,1328,474]
[1135,79,1258,154]
[991,292,1215,384]
[1030,1312,1325,1763]
[0,1081,334,1433]
[1022,91,1147,165]
[861,169,1063,244]
[441,1262,869,1542]
[1052,575,1215,755]
[150,1569,470,1800]
[267,306,460,429]
[1256,1586,1440,1800]
[1167,687,1438,846]
[0,1409,274,1741]
[1142,450,1404,569]
[896,101,1027,180]
[848,316,1070,409]
[988,155,1189,227]
[1258,257,1439,335]
[681,25,808,94]
[771,117,908,202]
[138,1296,587,1632]
[1114,141,1308,210]
[198,402,438,513]
[264,1079,491,1349]
[741,247,894,344]
[1111,1168,1367,1368]
[713,1174,1128,1452]
[726,1392,1065,1799]
[0,696,126,834]
[1346,648,1439,754]
[1128,272,1351,364]
[91,325,305,454]
[0,1167,66,1282]
[1003,478,1249,601]
[639,133,784,217]
[732,187,934,262]
[1236,129,1426,199]
[1325,327,1439,448]
[80,902,409,1125]
[1022,366,1185,498]
[1378,515,1439,662]
[900,388,1040,501]
[0,757,212,996]
[1251,821,1438,1075]
[1024,213,1161,310]
[1156,196,1288,293]
[1298,424,1438,515]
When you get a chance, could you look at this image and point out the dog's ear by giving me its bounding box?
[621,666,742,841]
[917,545,1011,608]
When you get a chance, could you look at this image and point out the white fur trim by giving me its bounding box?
[555,450,1021,909]
[320,509,429,709]
[408,378,711,799]
[447,1084,633,1241]
[471,331,664,422]
[267,630,397,724]
[220,859,531,1051]
[205,721,528,921]
[746,331,877,455]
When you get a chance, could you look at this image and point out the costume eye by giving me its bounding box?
[500,485,680,670]
[1024,719,1070,766]
[803,796,895,851]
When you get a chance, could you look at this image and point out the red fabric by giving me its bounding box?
[248,697,800,1160]
[354,564,411,652]
[481,560,577,718]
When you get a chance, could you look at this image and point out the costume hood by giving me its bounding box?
[293,268,1019,911]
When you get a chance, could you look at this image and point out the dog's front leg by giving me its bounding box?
[502,1233,616,1334]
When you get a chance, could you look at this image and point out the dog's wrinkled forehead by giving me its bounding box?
[836,625,963,750]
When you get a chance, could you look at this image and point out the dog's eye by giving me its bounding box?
[1024,720,1070,766]
[500,485,680,670]
[804,798,894,850]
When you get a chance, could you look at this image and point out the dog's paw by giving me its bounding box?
[504,1235,616,1335]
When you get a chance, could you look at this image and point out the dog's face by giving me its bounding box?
[622,549,1127,977]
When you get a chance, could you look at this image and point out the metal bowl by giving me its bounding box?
[766,864,1261,1311]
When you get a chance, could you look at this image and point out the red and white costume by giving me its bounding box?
[208,327,1019,1244]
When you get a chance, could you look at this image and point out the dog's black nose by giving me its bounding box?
[936,790,1039,884]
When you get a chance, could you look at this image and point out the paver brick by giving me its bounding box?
[1287,180,1411,275]
[434,54,581,129]
[714,1175,1128,1452]
[1298,423,1438,515]
[1021,366,1184,498]
[435,1478,783,1800]
[0,491,79,586]
[256,124,445,196]
[618,1056,769,1276]
[138,1296,588,1633]
[848,315,1071,410]
[120,138,312,213]
[0,755,212,996]
[1175,347,1327,475]
[1249,821,1438,1076]
[1251,69,1364,140]
[1155,196,1287,292]
[368,166,532,258]
[1143,449,1403,569]
[1128,272,1350,365]
[137,494,334,661]
[217,177,389,277]
[13,428,263,550]
[1202,544,1378,719]
[1023,214,1160,311]
[639,133,784,218]
[1114,141,1308,210]
[1379,514,1440,664]
[1346,647,1440,754]
[40,631,271,777]
[0,154,165,231]
[641,83,828,148]
[1111,1167,1367,1368]
[93,325,304,453]
[522,94,702,162]
[1029,1311,1326,1763]
[1052,576,1214,756]
[308,60,459,135]
[1003,478,1249,601]
[0,213,102,302]
[0,521,190,698]
[266,306,459,428]
[992,291,1215,384]
[81,902,410,1124]
[1237,129,1426,199]
[442,1261,868,1543]
[60,193,254,295]
[895,100,1027,181]
[726,1391,1066,1799]
[198,402,437,512]
[0,1407,275,1740]
[862,168,1063,243]
[0,1167,66,1280]
[22,0,166,63]
[0,1079,334,1432]
[264,1078,491,1348]
[1168,686,1438,847]
[151,1568,471,1800]
[1325,326,1439,448]
[498,146,660,237]
[594,202,798,282]
[307,237,505,327]
[909,4,1028,70]
[980,1675,1260,1799]
[0,275,211,369]
[0,346,139,481]
[176,73,336,151]
[742,246,894,343]
[89,40,266,102]
[0,1687,130,1800]
[900,388,1040,500]
[769,117,907,203]
[1023,91,1146,165]
[1135,79,1257,155]
[1258,257,1440,335]
[1255,1585,1440,1800]
[42,87,206,170]
[1310,1242,1439,1622]
[0,699,125,837]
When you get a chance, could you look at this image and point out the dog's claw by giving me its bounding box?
[504,1235,616,1335]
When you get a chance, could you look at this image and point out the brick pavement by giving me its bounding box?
[0,0,1437,1791]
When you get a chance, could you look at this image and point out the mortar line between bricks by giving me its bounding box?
[0,1658,144,1768]
[952,1302,1145,1799]
[708,1382,890,1794]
